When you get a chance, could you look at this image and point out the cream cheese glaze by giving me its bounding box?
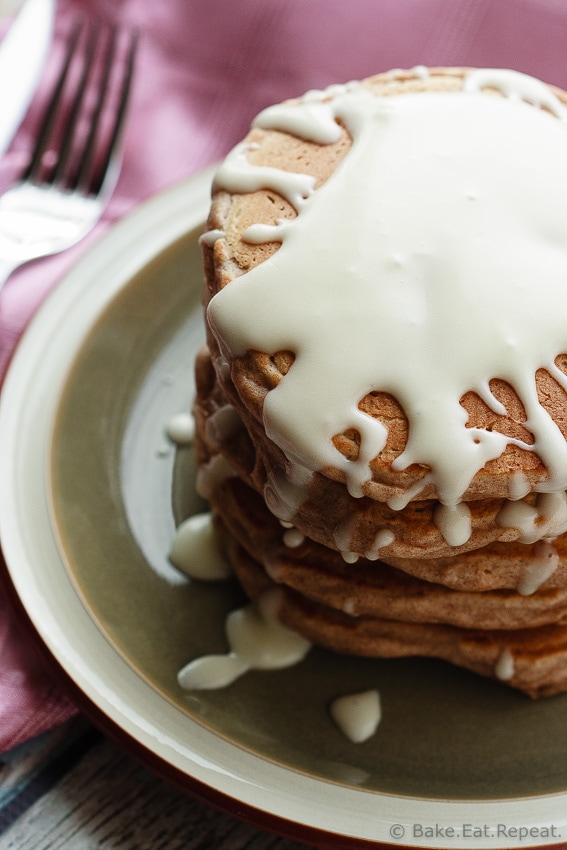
[329,689,382,743]
[517,540,559,595]
[495,648,515,681]
[165,411,195,445]
[169,512,232,580]
[206,68,567,546]
[177,588,311,690]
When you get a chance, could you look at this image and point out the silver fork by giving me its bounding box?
[0,19,137,291]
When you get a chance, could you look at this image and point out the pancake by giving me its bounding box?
[206,473,567,631]
[192,65,567,697]
[202,67,567,524]
[216,519,567,699]
[194,345,567,580]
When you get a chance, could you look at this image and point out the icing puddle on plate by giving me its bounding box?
[167,413,380,744]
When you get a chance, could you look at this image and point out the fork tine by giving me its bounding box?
[88,26,139,197]
[24,20,138,198]
[50,20,101,188]
[72,24,118,194]
[24,19,84,184]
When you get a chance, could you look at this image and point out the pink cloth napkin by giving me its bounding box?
[1,0,567,754]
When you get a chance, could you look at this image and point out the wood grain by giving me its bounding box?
[0,733,312,850]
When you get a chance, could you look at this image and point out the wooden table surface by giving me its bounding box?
[0,717,314,849]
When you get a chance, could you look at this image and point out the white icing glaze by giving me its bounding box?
[208,69,567,546]
[329,689,381,743]
[169,512,232,580]
[508,470,531,501]
[365,528,395,560]
[433,502,472,547]
[214,142,317,210]
[342,598,357,616]
[411,65,430,80]
[177,589,311,690]
[283,527,305,548]
[199,228,225,247]
[204,404,242,448]
[333,515,359,563]
[166,411,195,446]
[497,491,567,543]
[264,464,312,523]
[263,553,284,582]
[254,98,343,145]
[517,540,559,595]
[196,454,235,499]
[387,473,433,511]
[178,653,249,690]
[494,648,515,681]
[464,68,567,118]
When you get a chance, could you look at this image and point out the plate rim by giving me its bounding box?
[1,168,567,850]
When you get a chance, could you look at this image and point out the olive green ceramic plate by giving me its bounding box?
[2,168,567,848]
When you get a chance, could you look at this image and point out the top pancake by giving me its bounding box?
[201,67,567,508]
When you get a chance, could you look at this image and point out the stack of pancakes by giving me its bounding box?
[195,67,567,697]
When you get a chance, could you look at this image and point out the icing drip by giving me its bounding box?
[365,528,395,560]
[254,95,343,145]
[166,411,195,446]
[213,142,317,210]
[342,598,358,616]
[177,589,311,690]
[463,68,567,118]
[169,512,232,580]
[387,473,432,511]
[433,502,472,547]
[196,455,235,499]
[497,491,567,544]
[333,516,359,563]
[411,65,430,81]
[508,471,531,501]
[199,228,225,247]
[264,553,284,582]
[205,404,242,448]
[517,540,559,595]
[208,69,567,545]
[329,690,382,743]
[264,464,312,523]
[495,648,515,681]
[283,527,305,548]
